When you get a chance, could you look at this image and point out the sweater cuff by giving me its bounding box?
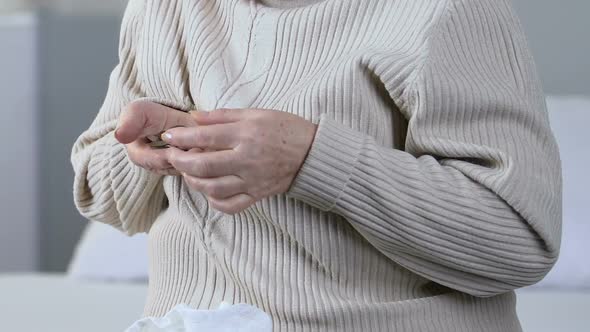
[286,114,366,211]
[108,135,166,232]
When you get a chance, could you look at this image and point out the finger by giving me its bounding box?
[208,193,255,215]
[116,100,197,143]
[161,123,240,150]
[126,139,173,170]
[158,103,199,130]
[190,108,248,125]
[183,174,246,199]
[153,168,181,176]
[116,104,148,144]
[168,148,240,178]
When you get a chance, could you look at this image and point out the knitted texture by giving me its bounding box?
[71,0,562,331]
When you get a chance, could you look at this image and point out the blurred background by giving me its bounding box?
[1,0,129,274]
[0,0,588,331]
[1,0,588,274]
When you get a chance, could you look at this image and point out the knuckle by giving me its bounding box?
[166,148,176,160]
[125,146,138,160]
[239,181,251,195]
[227,205,243,215]
[142,153,166,170]
[185,177,200,191]
[209,199,229,214]
[243,145,262,160]
[240,130,258,145]
[243,135,256,145]
[206,183,222,198]
[194,129,211,146]
[209,199,221,210]
[142,159,155,170]
[155,169,168,176]
[138,153,169,170]
[194,159,211,177]
[152,156,169,170]
[153,169,168,176]
[166,149,180,166]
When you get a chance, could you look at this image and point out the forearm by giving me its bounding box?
[287,115,558,297]
[72,129,166,235]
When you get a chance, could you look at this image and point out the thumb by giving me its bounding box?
[115,103,147,144]
[115,101,198,144]
[190,108,246,125]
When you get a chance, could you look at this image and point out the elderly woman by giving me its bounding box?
[71,0,561,330]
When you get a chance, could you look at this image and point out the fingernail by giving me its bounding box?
[161,132,173,142]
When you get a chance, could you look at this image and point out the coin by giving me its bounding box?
[147,133,169,149]
[150,141,170,148]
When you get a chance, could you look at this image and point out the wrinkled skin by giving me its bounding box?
[115,101,318,214]
[115,100,198,176]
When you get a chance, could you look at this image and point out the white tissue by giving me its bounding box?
[125,302,272,332]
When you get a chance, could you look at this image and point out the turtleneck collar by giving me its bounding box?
[257,0,329,9]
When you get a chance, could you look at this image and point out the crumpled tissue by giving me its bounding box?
[125,302,272,332]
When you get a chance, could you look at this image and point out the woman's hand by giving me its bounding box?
[163,109,318,214]
[114,100,197,175]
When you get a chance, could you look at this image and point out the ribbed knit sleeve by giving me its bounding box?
[287,0,562,297]
[71,0,166,235]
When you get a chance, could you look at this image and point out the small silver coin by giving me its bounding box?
[146,132,169,148]
[149,140,169,148]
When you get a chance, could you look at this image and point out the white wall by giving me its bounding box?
[41,0,127,14]
[1,0,128,14]
[513,0,590,95]
[0,13,38,271]
[37,12,122,271]
[0,1,32,12]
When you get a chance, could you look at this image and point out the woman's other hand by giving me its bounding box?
[163,109,317,214]
[115,100,198,176]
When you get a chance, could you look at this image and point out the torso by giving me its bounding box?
[139,1,522,330]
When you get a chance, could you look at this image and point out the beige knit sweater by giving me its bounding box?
[71,0,562,330]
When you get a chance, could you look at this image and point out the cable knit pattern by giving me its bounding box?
[71,0,561,331]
